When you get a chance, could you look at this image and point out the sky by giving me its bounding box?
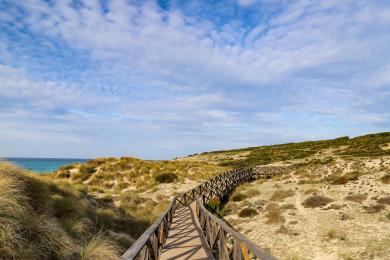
[0,0,390,159]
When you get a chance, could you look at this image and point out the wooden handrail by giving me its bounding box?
[196,199,277,260]
[122,198,176,259]
[122,166,285,259]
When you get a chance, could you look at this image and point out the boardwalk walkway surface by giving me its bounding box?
[160,204,214,260]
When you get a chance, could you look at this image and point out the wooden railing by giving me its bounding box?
[122,199,176,260]
[196,200,276,260]
[122,166,285,260]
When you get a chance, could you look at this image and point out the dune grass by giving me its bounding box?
[0,163,127,259]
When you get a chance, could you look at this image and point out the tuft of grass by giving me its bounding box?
[270,189,295,201]
[376,196,390,205]
[380,173,390,184]
[326,228,347,241]
[364,204,385,213]
[238,208,258,218]
[326,171,365,185]
[80,233,120,260]
[302,195,333,208]
[265,203,285,224]
[344,194,367,204]
[231,192,247,202]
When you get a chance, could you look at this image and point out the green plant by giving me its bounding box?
[154,172,178,183]
[205,198,224,217]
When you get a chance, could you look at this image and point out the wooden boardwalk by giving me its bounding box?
[122,167,284,260]
[160,204,214,260]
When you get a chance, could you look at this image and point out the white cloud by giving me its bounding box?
[1,0,390,158]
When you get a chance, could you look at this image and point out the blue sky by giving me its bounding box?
[1,0,390,159]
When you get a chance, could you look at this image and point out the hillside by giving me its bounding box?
[179,132,390,168]
[0,162,127,259]
[51,157,228,235]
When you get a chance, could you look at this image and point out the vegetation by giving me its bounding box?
[238,207,258,218]
[265,203,285,224]
[184,132,390,168]
[302,195,333,208]
[380,173,390,184]
[0,163,124,259]
[270,189,295,201]
[154,172,178,183]
[344,194,367,203]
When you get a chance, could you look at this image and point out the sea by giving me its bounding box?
[1,158,89,174]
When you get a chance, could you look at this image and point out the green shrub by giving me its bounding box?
[205,198,223,217]
[79,165,96,175]
[154,172,178,183]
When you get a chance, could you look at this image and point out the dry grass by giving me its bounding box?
[265,203,285,224]
[326,228,347,241]
[238,208,258,218]
[364,204,385,213]
[376,196,390,205]
[270,189,295,201]
[344,194,367,203]
[302,195,333,208]
[380,173,390,184]
[80,233,120,260]
[0,163,124,259]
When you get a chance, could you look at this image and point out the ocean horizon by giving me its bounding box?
[1,157,89,173]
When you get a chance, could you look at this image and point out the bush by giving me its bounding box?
[302,195,333,208]
[79,165,96,175]
[344,194,367,203]
[238,207,258,218]
[364,204,385,213]
[265,203,285,224]
[270,189,295,201]
[380,173,390,184]
[326,228,346,241]
[231,192,247,202]
[205,198,223,217]
[377,196,390,205]
[154,172,178,183]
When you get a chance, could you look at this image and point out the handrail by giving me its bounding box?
[196,199,277,260]
[122,166,285,260]
[122,198,176,259]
